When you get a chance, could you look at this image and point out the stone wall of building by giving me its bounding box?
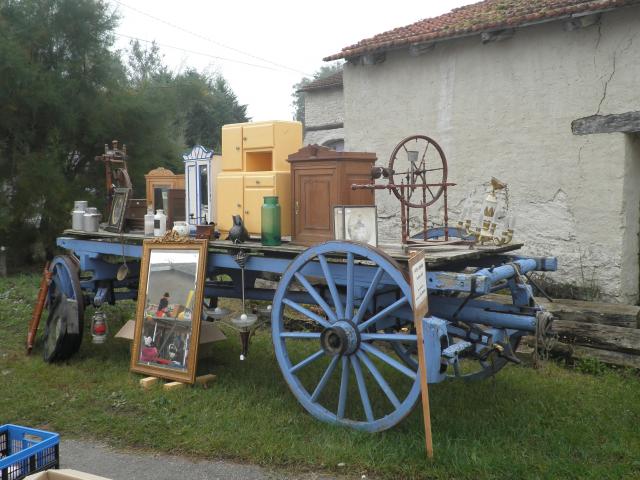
[303,87,344,147]
[342,7,640,302]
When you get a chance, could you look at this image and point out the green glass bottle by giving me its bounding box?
[261,196,281,246]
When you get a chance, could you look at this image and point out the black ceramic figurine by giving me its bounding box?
[227,215,250,244]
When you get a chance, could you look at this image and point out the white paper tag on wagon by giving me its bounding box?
[411,257,428,314]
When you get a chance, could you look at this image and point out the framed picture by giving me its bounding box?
[105,187,130,233]
[333,205,378,247]
[130,239,208,383]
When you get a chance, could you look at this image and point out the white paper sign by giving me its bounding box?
[411,257,428,313]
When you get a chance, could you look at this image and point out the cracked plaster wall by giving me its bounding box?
[343,7,640,302]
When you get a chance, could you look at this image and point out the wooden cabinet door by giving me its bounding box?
[221,125,243,171]
[294,167,337,244]
[243,123,274,150]
[216,176,243,232]
[244,187,275,235]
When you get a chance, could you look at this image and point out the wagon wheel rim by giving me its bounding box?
[272,241,421,432]
[387,135,448,209]
[43,255,84,362]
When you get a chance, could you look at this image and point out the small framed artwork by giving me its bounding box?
[130,239,208,383]
[333,205,378,247]
[105,187,131,233]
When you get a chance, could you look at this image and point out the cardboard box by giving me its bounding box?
[115,320,226,343]
[25,469,111,480]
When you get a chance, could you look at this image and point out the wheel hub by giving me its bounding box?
[320,320,360,356]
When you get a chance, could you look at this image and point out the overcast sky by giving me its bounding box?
[110,0,474,121]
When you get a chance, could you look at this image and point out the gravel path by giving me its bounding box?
[60,439,350,480]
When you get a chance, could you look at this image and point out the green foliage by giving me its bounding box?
[575,357,609,376]
[0,0,248,266]
[291,63,343,124]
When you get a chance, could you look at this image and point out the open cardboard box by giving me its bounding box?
[115,319,226,359]
[26,469,111,480]
[115,319,226,343]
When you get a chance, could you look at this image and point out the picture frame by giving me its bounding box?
[130,239,208,383]
[105,187,131,233]
[333,205,378,247]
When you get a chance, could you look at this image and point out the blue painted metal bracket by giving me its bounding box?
[422,317,448,384]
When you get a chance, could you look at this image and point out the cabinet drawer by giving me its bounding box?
[244,175,274,187]
[243,124,274,149]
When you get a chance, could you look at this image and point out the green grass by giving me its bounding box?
[1,274,640,479]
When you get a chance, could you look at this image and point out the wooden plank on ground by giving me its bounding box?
[163,381,186,391]
[139,377,159,389]
[550,320,640,355]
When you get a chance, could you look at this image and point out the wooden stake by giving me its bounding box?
[408,251,434,458]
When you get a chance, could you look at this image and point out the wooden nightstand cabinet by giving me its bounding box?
[145,168,185,212]
[287,145,376,246]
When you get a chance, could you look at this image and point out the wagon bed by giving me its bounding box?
[44,228,556,433]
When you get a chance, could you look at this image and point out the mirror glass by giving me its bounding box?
[199,164,208,221]
[138,249,200,371]
[153,185,170,212]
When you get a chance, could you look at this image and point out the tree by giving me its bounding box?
[0,0,249,266]
[291,63,343,124]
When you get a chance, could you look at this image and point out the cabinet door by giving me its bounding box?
[216,176,243,232]
[294,167,337,244]
[243,187,274,235]
[221,125,243,171]
[243,123,274,150]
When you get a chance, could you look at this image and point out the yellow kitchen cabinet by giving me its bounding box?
[221,124,243,171]
[217,120,300,238]
[216,172,291,237]
[216,175,243,232]
[242,123,274,149]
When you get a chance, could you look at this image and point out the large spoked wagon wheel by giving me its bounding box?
[390,319,522,381]
[43,255,85,363]
[272,241,421,432]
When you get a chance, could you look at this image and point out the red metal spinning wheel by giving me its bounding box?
[387,135,448,208]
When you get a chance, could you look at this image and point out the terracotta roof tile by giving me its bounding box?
[324,0,640,61]
[297,71,343,92]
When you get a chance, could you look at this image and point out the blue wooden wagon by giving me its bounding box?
[45,229,556,432]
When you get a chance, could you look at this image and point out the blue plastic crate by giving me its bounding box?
[0,425,59,480]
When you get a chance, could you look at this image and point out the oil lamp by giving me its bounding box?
[91,310,108,344]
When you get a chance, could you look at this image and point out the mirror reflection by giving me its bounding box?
[138,249,200,371]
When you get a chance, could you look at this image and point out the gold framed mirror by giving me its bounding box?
[130,239,208,383]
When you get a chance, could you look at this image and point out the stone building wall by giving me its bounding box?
[342,7,640,302]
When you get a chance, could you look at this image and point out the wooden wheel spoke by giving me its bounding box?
[318,254,343,317]
[351,355,374,422]
[358,297,409,332]
[279,331,321,339]
[290,349,324,374]
[345,252,354,319]
[361,343,416,380]
[282,298,332,329]
[357,351,401,408]
[310,355,340,402]
[352,267,384,325]
[293,272,338,323]
[337,356,350,419]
